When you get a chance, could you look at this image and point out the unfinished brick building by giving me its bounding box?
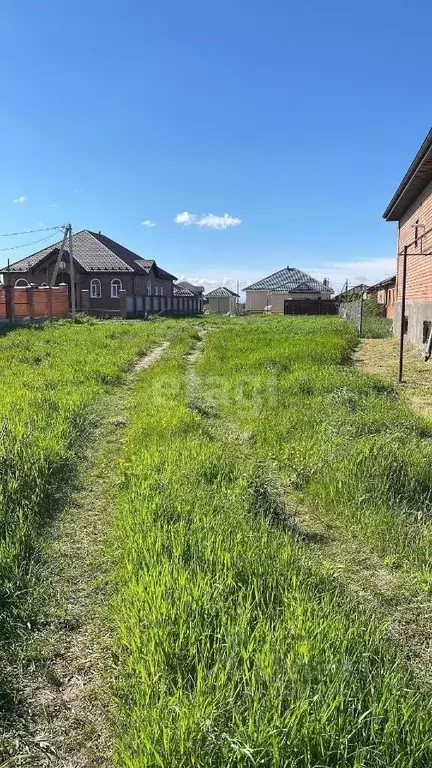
[383,128,432,348]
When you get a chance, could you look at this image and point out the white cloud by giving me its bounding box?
[141,219,157,228]
[73,188,84,193]
[174,211,242,229]
[198,213,241,229]
[175,211,196,226]
[312,257,396,295]
[49,203,59,208]
[13,195,27,203]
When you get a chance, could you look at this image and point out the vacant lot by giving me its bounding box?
[2,316,432,767]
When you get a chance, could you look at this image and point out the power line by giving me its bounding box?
[0,225,64,237]
[0,232,62,252]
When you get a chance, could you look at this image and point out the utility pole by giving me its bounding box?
[50,226,68,287]
[68,224,76,319]
[50,224,76,318]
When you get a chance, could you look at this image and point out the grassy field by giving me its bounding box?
[0,317,182,710]
[198,316,432,579]
[3,314,432,766]
[111,316,432,767]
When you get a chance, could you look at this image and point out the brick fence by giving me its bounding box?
[0,284,69,320]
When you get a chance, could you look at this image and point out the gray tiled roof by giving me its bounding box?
[245,267,333,294]
[176,281,205,295]
[205,286,240,298]
[0,229,178,279]
[173,285,195,297]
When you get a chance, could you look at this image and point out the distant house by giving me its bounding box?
[333,284,369,302]
[245,267,333,314]
[0,229,202,317]
[175,281,205,297]
[366,276,396,318]
[383,128,432,347]
[205,287,239,314]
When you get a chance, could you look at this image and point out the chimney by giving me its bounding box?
[323,278,329,287]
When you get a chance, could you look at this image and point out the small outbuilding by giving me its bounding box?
[205,286,239,314]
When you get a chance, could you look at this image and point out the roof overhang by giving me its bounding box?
[383,129,432,221]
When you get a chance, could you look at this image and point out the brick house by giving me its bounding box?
[245,267,333,313]
[0,229,203,317]
[366,276,396,318]
[383,128,432,347]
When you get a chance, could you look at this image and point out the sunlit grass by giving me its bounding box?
[111,321,432,767]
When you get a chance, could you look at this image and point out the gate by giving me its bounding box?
[284,299,338,315]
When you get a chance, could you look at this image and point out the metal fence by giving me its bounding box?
[338,297,363,333]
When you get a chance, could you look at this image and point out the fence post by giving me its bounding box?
[81,289,89,314]
[5,285,14,322]
[27,285,36,319]
[119,289,127,318]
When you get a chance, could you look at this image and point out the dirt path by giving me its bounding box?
[3,343,170,768]
[354,337,432,418]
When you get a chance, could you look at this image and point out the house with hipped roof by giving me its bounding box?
[244,267,333,313]
[205,286,239,314]
[0,229,203,317]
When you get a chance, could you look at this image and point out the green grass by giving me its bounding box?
[361,316,393,338]
[198,315,432,579]
[0,317,182,708]
[111,320,432,767]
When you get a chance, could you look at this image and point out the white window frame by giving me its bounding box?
[40,282,49,288]
[14,278,30,287]
[90,278,101,298]
[111,278,122,298]
[147,279,152,297]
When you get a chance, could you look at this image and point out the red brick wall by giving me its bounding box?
[397,178,432,300]
[0,285,68,319]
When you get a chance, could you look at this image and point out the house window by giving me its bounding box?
[111,278,122,298]
[155,286,159,296]
[90,278,101,298]
[14,278,29,287]
[147,279,152,296]
[160,285,163,296]
[423,321,432,344]
[40,283,49,288]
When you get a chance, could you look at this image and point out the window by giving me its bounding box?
[14,278,29,287]
[147,279,152,296]
[111,278,122,298]
[90,278,101,298]
[40,283,49,288]
[423,321,432,344]
[160,285,163,296]
[154,286,159,296]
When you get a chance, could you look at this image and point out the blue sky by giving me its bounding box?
[1,0,431,294]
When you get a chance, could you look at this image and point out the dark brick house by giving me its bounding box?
[0,230,203,317]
